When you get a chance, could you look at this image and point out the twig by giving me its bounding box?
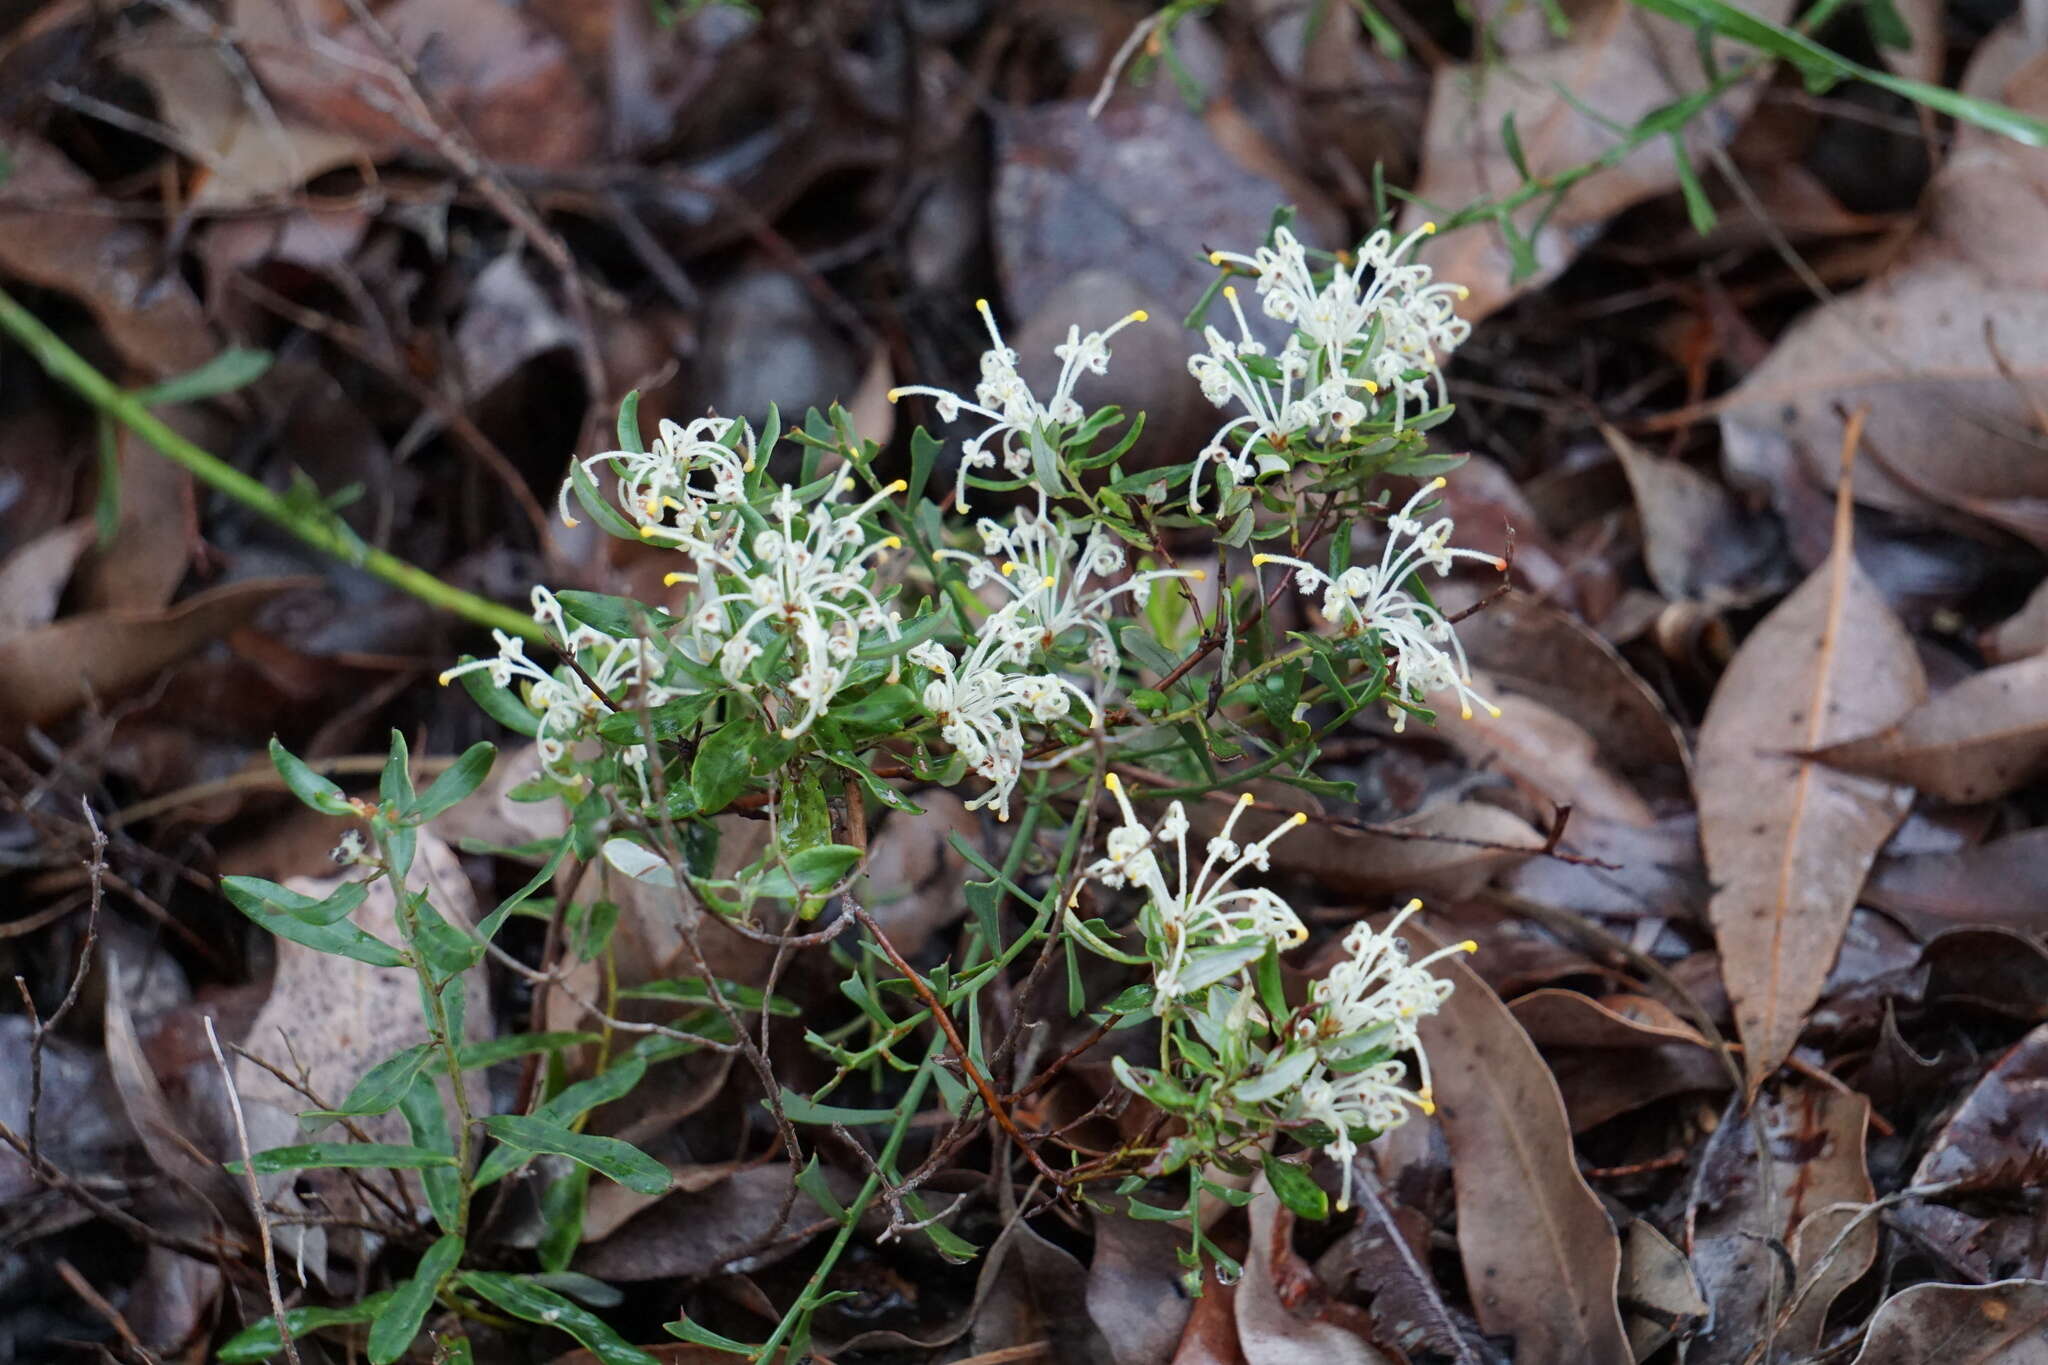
[0,1119,239,1261]
[54,1259,164,1365]
[25,799,104,1162]
[206,1016,302,1365]
[0,284,540,642]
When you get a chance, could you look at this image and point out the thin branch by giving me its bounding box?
[206,1017,302,1365]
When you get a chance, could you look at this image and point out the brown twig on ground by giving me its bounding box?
[22,798,104,1163]
[54,1258,165,1365]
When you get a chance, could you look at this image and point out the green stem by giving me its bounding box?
[0,283,544,644]
[752,1041,939,1364]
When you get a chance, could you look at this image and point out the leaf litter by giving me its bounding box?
[3,2,2048,1361]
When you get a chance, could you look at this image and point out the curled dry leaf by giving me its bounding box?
[1601,422,1788,609]
[1509,989,1728,1132]
[1236,1181,1390,1365]
[1695,467,1924,1094]
[1498,812,1704,922]
[1848,1279,2048,1365]
[1315,1162,1481,1364]
[0,578,313,732]
[1804,653,2048,805]
[1620,1219,1708,1363]
[1915,1021,2048,1193]
[574,1162,843,1282]
[0,520,93,643]
[1923,927,2048,1021]
[1428,683,1656,827]
[1407,924,1633,1365]
[1088,1209,1193,1365]
[1983,576,2048,662]
[1402,0,1793,319]
[0,138,216,379]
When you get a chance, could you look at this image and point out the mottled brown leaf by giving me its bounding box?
[1916,1022,2048,1193]
[1409,926,1633,1365]
[1865,829,2048,929]
[1696,469,1924,1093]
[1806,654,2048,804]
[1849,1280,2048,1365]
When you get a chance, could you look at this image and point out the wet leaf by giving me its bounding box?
[1849,1279,2048,1364]
[1696,469,1924,1093]
[1408,925,1633,1365]
[1805,654,2048,804]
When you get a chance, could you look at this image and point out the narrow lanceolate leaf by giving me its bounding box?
[229,1142,457,1175]
[479,1115,670,1195]
[1696,462,1924,1095]
[1803,653,2048,804]
[368,1233,464,1365]
[1407,923,1634,1365]
[457,1272,659,1365]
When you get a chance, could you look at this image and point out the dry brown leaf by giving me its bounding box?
[1849,1280,2048,1365]
[574,1163,842,1282]
[1171,1273,1248,1365]
[1874,0,1946,85]
[1429,684,1655,827]
[1408,925,1633,1365]
[1619,1220,1707,1363]
[1804,653,2048,804]
[0,519,93,643]
[1510,989,1708,1049]
[1695,466,1923,1094]
[1926,24,2048,285]
[0,138,216,379]
[1601,423,1787,608]
[1236,1183,1390,1365]
[1402,0,1792,319]
[1088,1211,1193,1365]
[1688,1084,1877,1362]
[1293,802,1548,900]
[1915,1022,2048,1192]
[0,577,312,731]
[233,0,602,171]
[1983,576,2048,662]
[1865,829,2048,929]
[1510,989,1729,1132]
[72,419,209,613]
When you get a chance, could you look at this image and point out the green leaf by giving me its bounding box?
[479,1115,670,1195]
[829,683,916,736]
[472,1055,652,1189]
[597,691,716,744]
[221,875,368,927]
[229,1143,456,1175]
[406,742,495,822]
[368,1233,464,1364]
[774,1089,898,1125]
[784,843,862,892]
[1124,1195,1191,1222]
[1500,110,1531,180]
[663,1317,759,1355]
[615,389,645,454]
[223,879,405,968]
[1669,133,1717,234]
[453,661,542,735]
[555,590,673,639]
[457,1272,659,1365]
[472,836,571,947]
[456,1031,600,1070]
[398,1075,462,1233]
[617,978,797,1016]
[268,738,353,816]
[857,608,950,661]
[690,717,759,814]
[795,1156,849,1224]
[217,1293,395,1362]
[132,347,272,406]
[1232,1047,1318,1105]
[538,1163,591,1273]
[380,730,415,810]
[1262,1152,1330,1221]
[319,1043,434,1120]
[907,425,940,505]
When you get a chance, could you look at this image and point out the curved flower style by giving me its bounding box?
[909,614,1097,821]
[439,587,681,799]
[887,299,1147,510]
[1254,478,1505,727]
[940,494,1203,673]
[1084,775,1309,1004]
[558,415,755,537]
[661,475,908,739]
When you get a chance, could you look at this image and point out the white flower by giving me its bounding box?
[1253,478,1504,727]
[439,587,682,801]
[914,607,1098,820]
[940,493,1203,674]
[559,415,754,535]
[1083,775,1309,1005]
[888,299,1148,510]
[660,475,907,739]
[1290,897,1471,1209]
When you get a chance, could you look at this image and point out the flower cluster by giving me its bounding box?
[1190,223,1471,509]
[1255,478,1504,730]
[439,587,680,799]
[559,415,754,539]
[657,473,907,739]
[1083,775,1308,1003]
[887,298,1147,511]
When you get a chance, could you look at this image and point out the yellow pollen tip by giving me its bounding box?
[1189,568,1206,581]
[1251,553,1272,566]
[1105,773,1122,792]
[882,536,902,550]
[1430,477,1448,490]
[975,297,991,314]
[436,671,454,686]
[1208,251,1224,265]
[1456,286,1470,300]
[1460,705,1473,720]
[1237,792,1255,805]
[663,572,687,587]
[1422,221,1438,234]
[1484,703,1503,719]
[886,388,904,403]
[1363,381,1379,394]
[840,477,856,492]
[1286,813,1308,828]
[1129,309,1149,323]
[1491,558,1508,571]
[1042,575,1057,588]
[1223,285,1238,299]
[562,514,580,528]
[1458,940,1479,954]
[1000,561,1018,577]
[1419,1097,1437,1116]
[638,526,657,539]
[889,479,908,493]
[1404,898,1424,911]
